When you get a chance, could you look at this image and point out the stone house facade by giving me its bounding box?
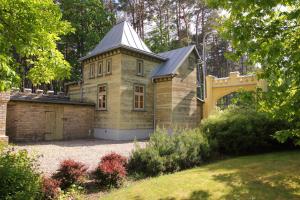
[66,21,203,140]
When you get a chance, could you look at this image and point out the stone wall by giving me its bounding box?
[6,100,94,142]
[0,92,10,142]
[171,52,202,128]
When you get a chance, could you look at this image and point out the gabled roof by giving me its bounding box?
[80,21,166,61]
[152,45,200,78]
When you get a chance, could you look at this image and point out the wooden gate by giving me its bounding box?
[45,110,63,140]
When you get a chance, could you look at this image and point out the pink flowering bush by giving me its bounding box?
[93,152,127,188]
[52,159,88,189]
[42,177,61,200]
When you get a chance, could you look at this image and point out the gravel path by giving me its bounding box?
[15,139,146,175]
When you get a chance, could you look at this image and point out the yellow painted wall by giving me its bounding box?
[204,71,267,118]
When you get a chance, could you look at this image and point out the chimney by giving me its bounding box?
[57,92,65,98]
[24,88,32,94]
[36,89,44,95]
[47,90,54,96]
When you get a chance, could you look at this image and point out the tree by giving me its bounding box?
[58,0,115,81]
[0,0,72,91]
[207,0,300,144]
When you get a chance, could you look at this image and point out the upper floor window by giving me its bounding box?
[136,60,144,76]
[133,84,145,110]
[89,63,95,78]
[98,84,107,110]
[106,59,112,75]
[188,57,195,70]
[97,61,103,76]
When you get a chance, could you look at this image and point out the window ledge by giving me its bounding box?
[132,109,147,112]
[96,109,108,111]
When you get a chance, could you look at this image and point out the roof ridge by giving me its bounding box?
[158,45,195,55]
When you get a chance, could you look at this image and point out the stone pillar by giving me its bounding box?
[203,75,215,118]
[0,92,10,143]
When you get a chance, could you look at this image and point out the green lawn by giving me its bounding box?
[102,151,300,200]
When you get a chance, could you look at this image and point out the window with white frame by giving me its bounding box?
[98,84,107,110]
[97,61,103,76]
[133,84,145,110]
[136,60,144,76]
[89,63,95,78]
[106,59,112,74]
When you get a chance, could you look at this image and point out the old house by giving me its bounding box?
[66,21,203,140]
[0,21,262,142]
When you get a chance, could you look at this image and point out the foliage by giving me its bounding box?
[58,0,115,81]
[0,146,42,200]
[207,0,300,144]
[0,0,72,90]
[93,152,127,188]
[42,177,61,200]
[128,145,165,177]
[201,106,291,155]
[57,185,84,200]
[52,159,88,189]
[128,128,210,177]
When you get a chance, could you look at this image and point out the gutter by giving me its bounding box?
[151,74,177,83]
[80,45,168,62]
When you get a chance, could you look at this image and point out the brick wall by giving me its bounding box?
[6,101,95,142]
[0,92,10,142]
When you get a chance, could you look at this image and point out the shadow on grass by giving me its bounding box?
[157,190,210,200]
[206,151,300,200]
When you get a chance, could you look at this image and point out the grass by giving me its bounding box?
[102,151,300,200]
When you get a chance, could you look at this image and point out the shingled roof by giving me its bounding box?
[152,45,200,78]
[80,21,166,61]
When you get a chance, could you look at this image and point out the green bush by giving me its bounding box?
[0,145,42,200]
[128,128,210,177]
[201,106,290,155]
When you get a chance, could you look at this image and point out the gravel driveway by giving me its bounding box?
[15,139,146,175]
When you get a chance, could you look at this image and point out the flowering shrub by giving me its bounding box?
[42,177,61,200]
[93,152,127,188]
[53,159,88,189]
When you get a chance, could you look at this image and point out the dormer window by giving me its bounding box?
[89,63,95,78]
[136,60,144,76]
[97,61,103,76]
[106,59,112,75]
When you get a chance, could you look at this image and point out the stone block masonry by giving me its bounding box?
[0,92,10,143]
[6,100,95,142]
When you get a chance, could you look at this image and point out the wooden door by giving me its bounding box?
[45,111,63,140]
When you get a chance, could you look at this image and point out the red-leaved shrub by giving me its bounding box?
[42,177,61,200]
[93,152,127,188]
[52,159,88,189]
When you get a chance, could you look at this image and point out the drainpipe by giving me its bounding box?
[153,82,156,131]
